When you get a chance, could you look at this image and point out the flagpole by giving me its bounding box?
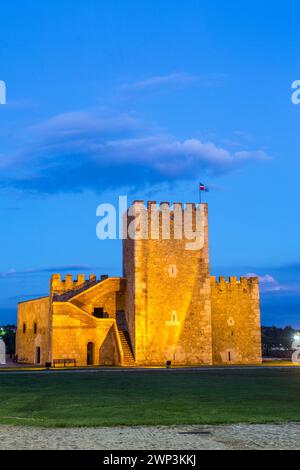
[199,182,209,204]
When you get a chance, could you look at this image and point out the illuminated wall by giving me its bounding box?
[123,201,213,366]
[211,276,262,364]
[16,297,50,364]
[16,202,262,367]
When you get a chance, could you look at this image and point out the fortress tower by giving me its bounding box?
[123,201,213,366]
[16,200,262,367]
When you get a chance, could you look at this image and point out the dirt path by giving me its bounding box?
[0,423,300,450]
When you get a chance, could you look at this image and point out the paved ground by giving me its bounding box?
[0,364,299,375]
[0,423,300,450]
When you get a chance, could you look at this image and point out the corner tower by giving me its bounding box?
[211,276,262,364]
[123,201,213,366]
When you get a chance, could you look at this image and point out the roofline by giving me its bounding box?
[18,296,49,305]
[52,276,126,302]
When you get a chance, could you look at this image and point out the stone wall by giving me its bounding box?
[123,223,136,350]
[16,202,262,368]
[16,297,50,364]
[123,201,212,366]
[52,302,121,366]
[211,276,262,364]
[50,277,126,366]
[50,273,97,295]
[71,279,126,318]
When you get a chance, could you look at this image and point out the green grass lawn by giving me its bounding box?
[0,368,300,427]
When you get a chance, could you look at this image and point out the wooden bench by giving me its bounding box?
[53,358,77,367]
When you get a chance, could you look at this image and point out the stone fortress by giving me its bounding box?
[16,201,262,367]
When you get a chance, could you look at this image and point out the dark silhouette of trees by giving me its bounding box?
[0,325,16,355]
[262,326,298,357]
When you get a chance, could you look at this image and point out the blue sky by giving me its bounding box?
[0,0,300,326]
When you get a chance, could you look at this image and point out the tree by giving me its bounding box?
[0,325,16,355]
[261,325,297,357]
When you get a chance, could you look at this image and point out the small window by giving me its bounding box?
[93,307,105,318]
[228,351,231,361]
[34,323,37,335]
[172,311,177,322]
[22,323,26,334]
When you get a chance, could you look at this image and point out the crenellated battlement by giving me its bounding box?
[131,200,205,213]
[210,276,259,291]
[125,200,207,241]
[50,273,107,295]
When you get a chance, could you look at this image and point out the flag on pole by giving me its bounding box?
[199,182,209,192]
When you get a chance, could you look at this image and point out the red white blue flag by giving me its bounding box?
[199,182,209,192]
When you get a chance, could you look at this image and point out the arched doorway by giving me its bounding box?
[87,342,94,365]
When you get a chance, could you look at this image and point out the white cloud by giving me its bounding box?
[245,273,283,292]
[0,265,94,279]
[118,73,200,92]
[0,108,270,194]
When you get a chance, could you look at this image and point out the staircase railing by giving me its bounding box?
[53,278,99,302]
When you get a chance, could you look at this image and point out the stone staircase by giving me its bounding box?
[53,278,99,302]
[52,275,111,302]
[119,330,135,366]
[116,311,135,366]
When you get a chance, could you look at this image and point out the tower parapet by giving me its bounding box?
[50,273,100,296]
[211,276,259,292]
[211,275,261,364]
[125,200,207,242]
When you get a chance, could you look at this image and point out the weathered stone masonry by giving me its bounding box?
[16,201,262,366]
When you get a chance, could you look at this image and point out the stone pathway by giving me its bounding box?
[0,423,300,450]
